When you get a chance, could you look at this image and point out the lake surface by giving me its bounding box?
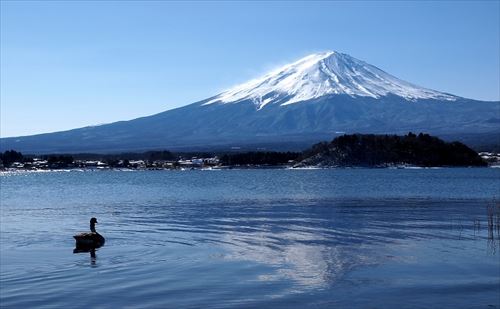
[1,168,499,308]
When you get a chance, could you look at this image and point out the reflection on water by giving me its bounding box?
[1,198,499,308]
[1,169,499,308]
[73,248,98,267]
[103,198,500,304]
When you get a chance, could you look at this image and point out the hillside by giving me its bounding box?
[298,133,487,167]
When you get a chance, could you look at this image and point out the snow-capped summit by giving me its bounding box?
[205,51,457,109]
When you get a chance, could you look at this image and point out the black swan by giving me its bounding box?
[73,217,105,249]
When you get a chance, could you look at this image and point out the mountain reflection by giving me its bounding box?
[105,198,493,291]
[218,223,377,288]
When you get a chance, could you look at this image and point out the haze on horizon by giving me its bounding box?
[1,1,499,138]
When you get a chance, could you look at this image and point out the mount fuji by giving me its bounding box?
[1,51,499,153]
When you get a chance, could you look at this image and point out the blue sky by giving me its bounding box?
[1,1,499,137]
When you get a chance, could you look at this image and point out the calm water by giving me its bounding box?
[1,168,499,308]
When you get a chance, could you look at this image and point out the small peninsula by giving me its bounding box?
[297,133,487,167]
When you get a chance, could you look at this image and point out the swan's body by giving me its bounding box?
[74,218,105,249]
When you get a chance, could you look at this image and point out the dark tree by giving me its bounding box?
[220,151,300,166]
[44,155,74,168]
[0,150,24,167]
[300,133,486,167]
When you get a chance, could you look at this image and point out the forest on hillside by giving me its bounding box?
[299,132,487,167]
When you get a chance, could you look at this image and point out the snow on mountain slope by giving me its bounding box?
[2,50,497,154]
[204,51,457,109]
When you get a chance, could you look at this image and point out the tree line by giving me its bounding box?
[301,132,487,167]
[0,132,489,168]
[0,149,300,168]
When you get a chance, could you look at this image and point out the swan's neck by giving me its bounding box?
[90,222,96,233]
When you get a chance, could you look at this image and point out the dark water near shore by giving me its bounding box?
[1,168,499,308]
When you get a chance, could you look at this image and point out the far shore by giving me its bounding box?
[2,163,499,175]
[2,134,499,171]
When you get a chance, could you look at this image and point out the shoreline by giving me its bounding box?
[1,164,499,175]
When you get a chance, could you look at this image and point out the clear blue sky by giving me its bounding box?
[1,1,499,137]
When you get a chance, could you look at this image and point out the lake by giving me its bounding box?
[0,168,499,308]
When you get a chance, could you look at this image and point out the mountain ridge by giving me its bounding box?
[1,51,498,154]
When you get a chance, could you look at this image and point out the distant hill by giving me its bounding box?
[1,51,498,154]
[297,133,487,167]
